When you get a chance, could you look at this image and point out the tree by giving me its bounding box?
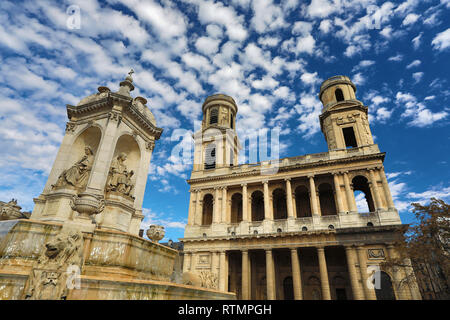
[382,198,450,299]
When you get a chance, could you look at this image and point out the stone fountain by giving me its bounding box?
[0,72,234,300]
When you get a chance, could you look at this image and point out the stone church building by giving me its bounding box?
[181,75,421,300]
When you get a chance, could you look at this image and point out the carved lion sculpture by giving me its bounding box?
[25,230,84,300]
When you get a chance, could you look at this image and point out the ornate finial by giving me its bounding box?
[118,68,135,96]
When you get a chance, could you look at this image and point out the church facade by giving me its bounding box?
[181,75,421,300]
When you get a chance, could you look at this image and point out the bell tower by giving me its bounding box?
[319,75,374,151]
[192,94,240,173]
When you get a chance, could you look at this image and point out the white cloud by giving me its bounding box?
[412,72,424,83]
[406,59,421,69]
[197,1,248,41]
[319,19,332,33]
[352,73,366,86]
[195,36,221,55]
[402,13,420,26]
[250,0,286,33]
[300,72,321,86]
[395,91,448,127]
[294,92,322,138]
[388,54,403,62]
[432,28,450,51]
[295,35,316,55]
[412,33,422,50]
[306,0,337,18]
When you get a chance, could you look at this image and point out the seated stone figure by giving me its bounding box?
[52,146,94,190]
[106,152,135,198]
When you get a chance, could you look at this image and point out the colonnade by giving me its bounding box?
[188,167,396,226]
[183,244,397,300]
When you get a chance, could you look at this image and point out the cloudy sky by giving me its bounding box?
[0,0,449,242]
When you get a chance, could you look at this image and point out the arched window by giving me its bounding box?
[202,194,213,225]
[273,188,287,219]
[204,143,216,170]
[231,193,242,223]
[295,186,311,217]
[209,108,218,124]
[335,88,344,102]
[373,271,396,300]
[230,113,234,129]
[318,183,337,216]
[352,175,375,212]
[251,191,264,221]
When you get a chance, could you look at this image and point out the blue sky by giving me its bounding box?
[0,0,449,242]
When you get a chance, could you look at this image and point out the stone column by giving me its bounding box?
[263,180,272,220]
[344,245,365,300]
[369,169,384,210]
[221,187,227,222]
[242,250,250,300]
[219,251,228,292]
[85,117,120,193]
[214,187,220,223]
[242,183,248,222]
[356,246,377,300]
[290,248,303,300]
[187,191,195,226]
[317,247,331,300]
[378,167,395,210]
[195,190,202,225]
[343,172,357,212]
[285,178,294,219]
[265,249,276,300]
[333,172,345,214]
[308,175,319,216]
[183,252,191,273]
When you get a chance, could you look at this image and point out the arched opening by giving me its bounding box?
[231,193,242,223]
[209,108,218,124]
[106,134,141,197]
[283,276,294,300]
[55,125,102,190]
[230,113,234,129]
[352,176,375,213]
[373,271,396,300]
[251,191,264,222]
[295,185,311,218]
[335,88,344,102]
[307,276,322,300]
[202,194,213,225]
[318,183,337,216]
[273,188,287,220]
[204,143,216,170]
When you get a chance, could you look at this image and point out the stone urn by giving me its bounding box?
[146,225,165,242]
[70,192,105,220]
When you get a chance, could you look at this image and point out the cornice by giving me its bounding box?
[66,92,163,140]
[187,152,385,184]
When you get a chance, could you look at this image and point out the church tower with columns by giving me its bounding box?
[192,94,241,173]
[181,75,421,300]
